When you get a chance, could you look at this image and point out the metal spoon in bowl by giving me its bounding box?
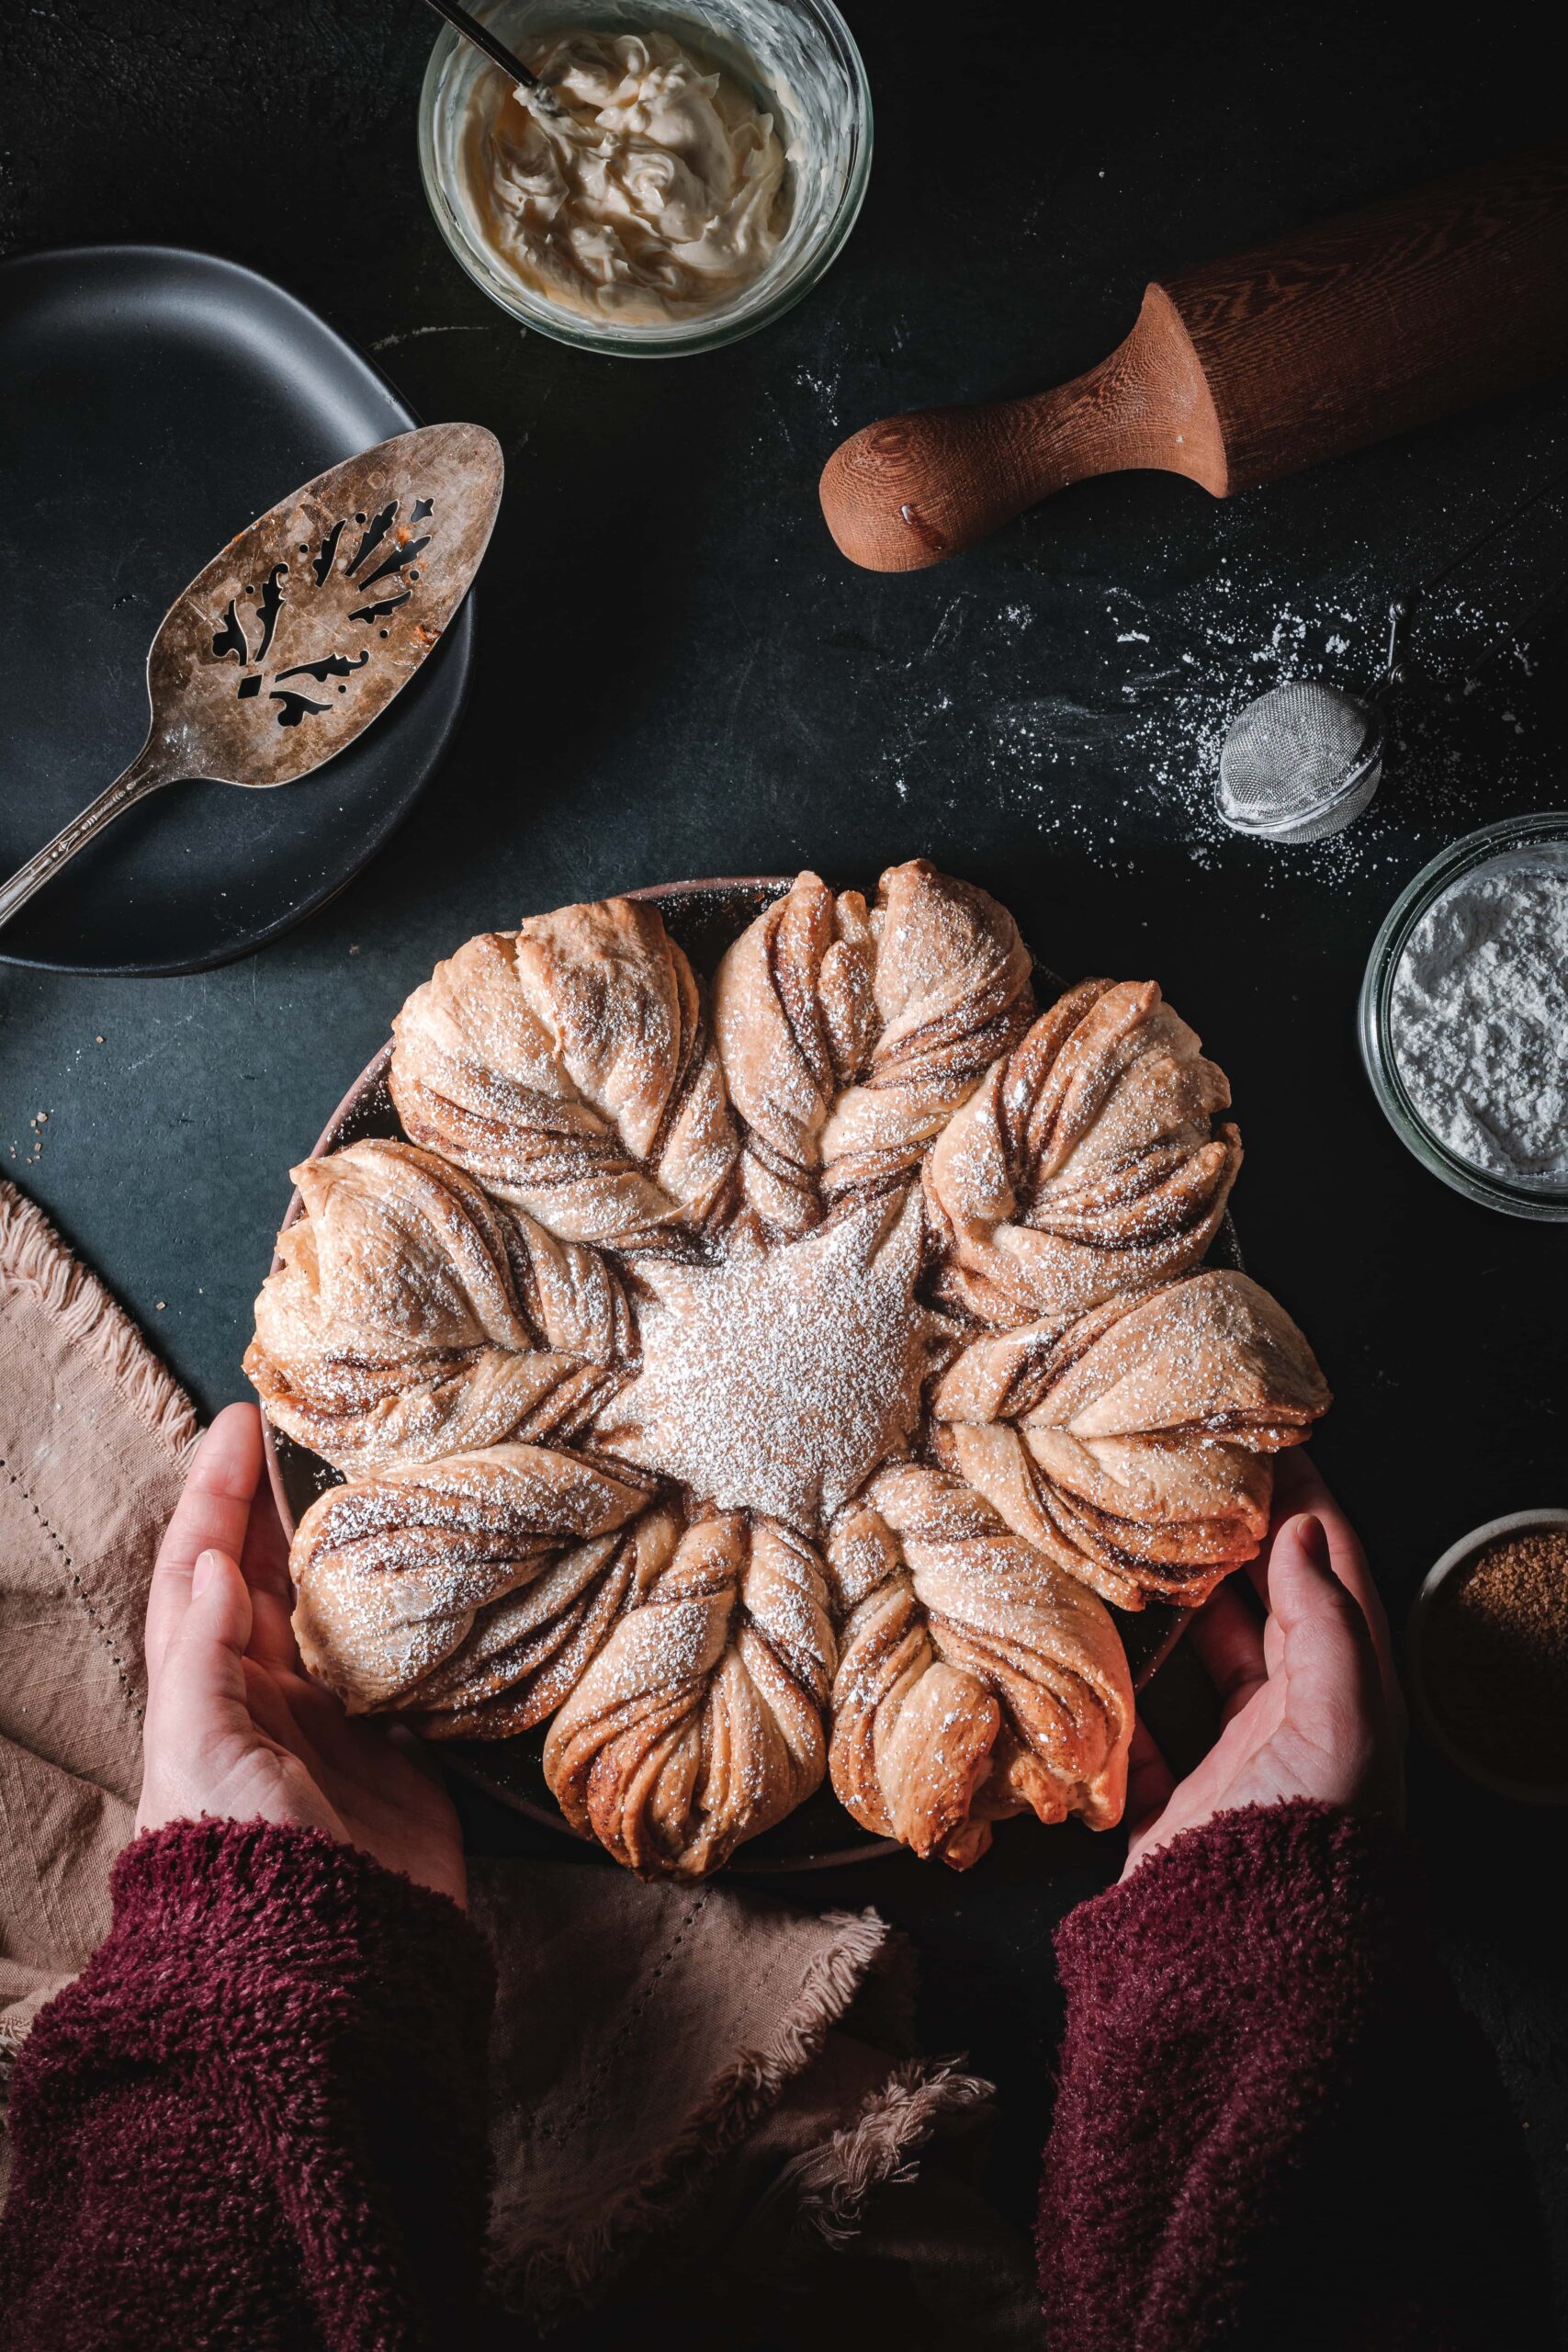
[420,0,559,110]
[0,423,503,936]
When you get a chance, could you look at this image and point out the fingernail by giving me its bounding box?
[192,1550,223,1597]
[1295,1513,1331,1571]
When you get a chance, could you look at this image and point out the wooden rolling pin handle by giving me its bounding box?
[818,286,1225,573]
[822,145,1568,574]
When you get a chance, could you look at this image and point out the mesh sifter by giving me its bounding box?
[1214,466,1568,843]
[1217,675,1385,842]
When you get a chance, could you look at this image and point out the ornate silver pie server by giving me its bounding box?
[0,423,503,935]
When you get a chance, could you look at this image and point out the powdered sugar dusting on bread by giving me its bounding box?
[601,1187,940,1532]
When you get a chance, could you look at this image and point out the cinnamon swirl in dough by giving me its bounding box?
[246,1140,628,1473]
[926,978,1242,1329]
[827,1465,1132,1869]
[543,1510,834,1877]
[389,896,737,1252]
[933,1272,1331,1611]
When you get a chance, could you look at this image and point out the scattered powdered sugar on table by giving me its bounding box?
[832,472,1557,888]
[1390,849,1568,1181]
[989,559,1542,884]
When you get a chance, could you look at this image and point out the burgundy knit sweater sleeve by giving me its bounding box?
[0,1819,495,2352]
[1036,1799,1551,2352]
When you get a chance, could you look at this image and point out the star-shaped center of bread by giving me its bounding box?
[602,1191,939,1532]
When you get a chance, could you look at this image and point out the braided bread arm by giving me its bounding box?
[926,978,1241,1328]
[935,1272,1331,1610]
[247,1140,631,1473]
[713,872,877,1237]
[288,1444,655,1718]
[543,1512,835,1878]
[389,899,736,1251]
[409,1500,683,1738]
[828,1464,1132,1869]
[817,861,1035,1202]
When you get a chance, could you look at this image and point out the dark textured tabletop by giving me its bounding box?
[3,0,1565,2315]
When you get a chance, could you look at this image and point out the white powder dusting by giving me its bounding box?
[1391,848,1568,1181]
[601,1190,938,1532]
[810,459,1556,891]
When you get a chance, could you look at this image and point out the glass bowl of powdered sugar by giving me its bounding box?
[1359,813,1568,1219]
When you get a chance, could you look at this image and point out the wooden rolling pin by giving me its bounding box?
[819,145,1568,571]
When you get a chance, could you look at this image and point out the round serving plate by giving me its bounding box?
[0,246,476,975]
[261,876,1210,1871]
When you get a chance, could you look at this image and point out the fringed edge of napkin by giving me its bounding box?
[784,2054,995,2245]
[509,1904,894,2314]
[0,1181,198,1462]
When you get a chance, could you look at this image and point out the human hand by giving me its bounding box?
[137,1402,467,1908]
[1122,1452,1405,1880]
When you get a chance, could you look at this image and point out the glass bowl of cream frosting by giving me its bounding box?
[418,0,871,355]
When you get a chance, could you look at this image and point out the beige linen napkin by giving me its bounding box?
[0,1180,1038,2339]
[0,1180,197,2053]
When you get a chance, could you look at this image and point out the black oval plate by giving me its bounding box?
[0,245,476,975]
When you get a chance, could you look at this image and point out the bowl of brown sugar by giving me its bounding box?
[1408,1510,1568,1804]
